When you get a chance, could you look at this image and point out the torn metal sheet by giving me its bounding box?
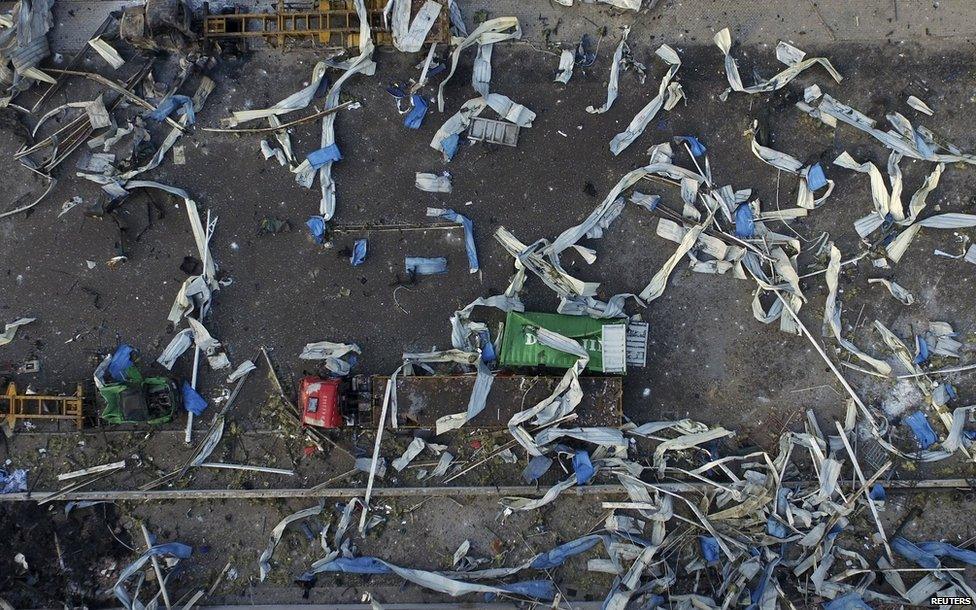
[416,172,452,193]
[639,215,712,302]
[88,36,124,69]
[227,63,329,127]
[907,95,934,116]
[259,504,323,581]
[226,360,256,383]
[114,543,192,610]
[299,341,361,375]
[388,0,441,53]
[392,437,425,471]
[427,207,479,273]
[58,460,125,481]
[867,278,914,305]
[0,317,34,346]
[886,213,976,263]
[437,17,521,112]
[587,27,629,114]
[609,44,681,155]
[751,126,833,209]
[156,329,193,370]
[428,451,454,478]
[714,29,842,100]
[555,49,574,84]
[430,97,488,160]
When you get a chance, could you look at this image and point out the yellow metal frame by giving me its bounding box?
[203,0,448,48]
[1,382,85,430]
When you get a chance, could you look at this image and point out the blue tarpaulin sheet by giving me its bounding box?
[146,95,195,125]
[351,239,368,266]
[405,257,448,275]
[674,135,706,157]
[699,536,720,565]
[734,204,755,238]
[572,450,595,485]
[917,541,976,566]
[477,329,496,363]
[766,516,788,538]
[823,593,872,610]
[893,537,940,569]
[914,335,930,364]
[306,144,342,169]
[428,208,479,272]
[404,95,429,129]
[182,382,208,416]
[108,344,135,381]
[495,581,555,600]
[0,468,27,493]
[529,534,601,570]
[806,163,828,191]
[440,134,460,160]
[522,455,552,483]
[869,483,886,501]
[306,217,326,244]
[904,411,937,449]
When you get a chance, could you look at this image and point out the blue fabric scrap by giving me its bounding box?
[404,94,429,129]
[522,455,552,483]
[306,144,342,170]
[698,536,720,565]
[405,256,448,275]
[893,536,940,569]
[108,344,136,381]
[306,216,326,245]
[904,411,937,449]
[806,163,828,191]
[350,239,368,266]
[572,450,595,485]
[734,204,755,238]
[429,208,479,272]
[917,541,976,566]
[497,580,555,600]
[385,85,406,99]
[440,133,460,160]
[0,468,28,493]
[869,483,886,501]
[914,335,930,364]
[476,329,496,364]
[181,382,208,416]
[823,593,872,610]
[674,135,707,157]
[146,95,195,125]
[529,535,601,570]
[766,516,788,539]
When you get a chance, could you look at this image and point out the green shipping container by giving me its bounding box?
[499,311,627,373]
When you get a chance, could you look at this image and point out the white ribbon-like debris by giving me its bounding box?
[610,44,682,155]
[587,27,629,114]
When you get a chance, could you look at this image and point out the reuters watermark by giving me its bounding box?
[929,596,974,606]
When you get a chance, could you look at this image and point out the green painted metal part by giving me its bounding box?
[498,310,626,374]
[98,376,180,425]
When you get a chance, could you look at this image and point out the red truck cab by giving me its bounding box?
[299,376,343,429]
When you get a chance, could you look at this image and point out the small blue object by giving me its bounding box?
[385,85,406,99]
[893,537,940,569]
[440,133,460,161]
[306,144,342,170]
[350,239,368,266]
[869,483,886,501]
[823,593,872,610]
[826,522,845,541]
[428,209,479,273]
[405,256,448,275]
[806,163,828,191]
[146,95,195,125]
[306,216,326,244]
[917,541,976,566]
[404,95,429,129]
[522,455,553,483]
[0,468,28,493]
[181,382,208,416]
[914,335,930,364]
[766,515,788,538]
[108,345,135,381]
[477,329,496,364]
[674,135,707,157]
[904,411,937,449]
[734,204,755,238]
[572,451,595,485]
[497,580,555,600]
[529,534,601,570]
[698,536,720,565]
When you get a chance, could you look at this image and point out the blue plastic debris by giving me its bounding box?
[306,217,326,245]
[806,163,828,191]
[826,522,845,541]
[405,257,448,275]
[306,144,342,170]
[869,483,886,501]
[674,135,707,157]
[108,344,136,381]
[385,85,406,99]
[404,94,429,129]
[522,455,553,483]
[904,411,937,449]
[529,534,601,570]
[698,536,720,565]
[146,95,195,124]
[0,468,27,493]
[734,204,755,238]
[181,382,208,416]
[892,537,940,569]
[917,541,976,566]
[914,335,930,364]
[496,581,555,600]
[766,515,788,539]
[440,133,460,160]
[350,239,368,266]
[476,329,496,363]
[427,208,479,273]
[823,593,872,610]
[572,450,595,485]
